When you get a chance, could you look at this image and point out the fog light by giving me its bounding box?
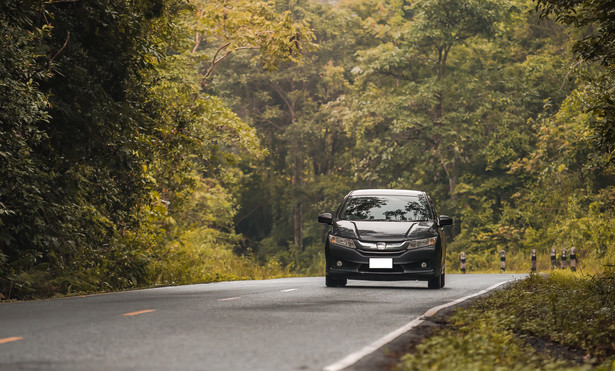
[421,262,428,269]
[336,260,343,267]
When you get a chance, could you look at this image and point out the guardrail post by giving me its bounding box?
[460,252,466,274]
[570,247,577,272]
[560,249,567,269]
[550,248,557,269]
[499,250,505,272]
[531,249,536,272]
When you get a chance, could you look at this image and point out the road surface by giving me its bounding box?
[0,274,525,370]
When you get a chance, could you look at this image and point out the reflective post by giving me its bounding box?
[561,249,567,269]
[570,247,577,272]
[460,252,466,274]
[500,250,506,273]
[531,249,536,272]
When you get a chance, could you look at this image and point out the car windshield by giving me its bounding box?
[338,195,430,221]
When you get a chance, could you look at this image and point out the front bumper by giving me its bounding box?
[326,243,441,281]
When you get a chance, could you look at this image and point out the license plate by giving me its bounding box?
[369,258,393,269]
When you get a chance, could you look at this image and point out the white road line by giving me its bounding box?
[217,297,240,301]
[280,289,298,293]
[322,280,514,371]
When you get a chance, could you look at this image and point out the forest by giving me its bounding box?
[1,0,613,299]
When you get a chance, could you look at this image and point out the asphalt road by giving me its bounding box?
[0,274,525,371]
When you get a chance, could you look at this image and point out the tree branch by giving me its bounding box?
[202,41,231,79]
[192,32,202,54]
[200,42,260,84]
[26,31,70,81]
[48,31,70,69]
[266,120,284,130]
[268,81,295,124]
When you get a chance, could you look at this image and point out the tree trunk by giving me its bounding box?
[293,154,302,251]
[439,156,457,202]
[449,173,456,203]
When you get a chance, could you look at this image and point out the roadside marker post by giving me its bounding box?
[570,247,577,272]
[561,249,567,269]
[550,248,557,269]
[499,250,505,272]
[531,249,536,272]
[460,252,466,274]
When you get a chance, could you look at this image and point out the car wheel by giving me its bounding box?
[440,272,446,288]
[427,275,443,289]
[326,275,347,287]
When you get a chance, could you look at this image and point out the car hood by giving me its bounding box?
[334,220,437,242]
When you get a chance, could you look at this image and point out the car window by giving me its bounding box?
[339,196,430,221]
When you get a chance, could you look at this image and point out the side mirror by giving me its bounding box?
[318,212,333,225]
[439,215,453,227]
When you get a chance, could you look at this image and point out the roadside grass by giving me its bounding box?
[396,270,615,371]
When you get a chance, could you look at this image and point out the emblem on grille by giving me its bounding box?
[377,242,386,250]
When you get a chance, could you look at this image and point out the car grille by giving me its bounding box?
[355,240,407,252]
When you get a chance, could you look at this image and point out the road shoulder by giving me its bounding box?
[344,285,510,371]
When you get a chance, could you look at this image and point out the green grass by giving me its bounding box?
[396,270,615,371]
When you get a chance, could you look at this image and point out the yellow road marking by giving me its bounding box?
[217,297,240,301]
[122,309,157,316]
[0,337,23,344]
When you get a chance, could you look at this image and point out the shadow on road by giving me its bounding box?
[334,284,432,291]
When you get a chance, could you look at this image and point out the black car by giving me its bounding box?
[317,189,452,289]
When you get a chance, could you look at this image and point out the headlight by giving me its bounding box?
[328,235,356,249]
[407,237,437,249]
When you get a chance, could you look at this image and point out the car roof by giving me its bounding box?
[347,189,425,197]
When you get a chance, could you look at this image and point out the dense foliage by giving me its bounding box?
[1,0,182,298]
[1,0,614,299]
[0,0,307,299]
[211,0,615,274]
[397,271,615,370]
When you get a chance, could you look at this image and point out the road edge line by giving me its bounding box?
[322,279,514,371]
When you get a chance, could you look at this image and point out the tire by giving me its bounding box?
[440,272,446,288]
[428,275,443,289]
[326,275,347,287]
